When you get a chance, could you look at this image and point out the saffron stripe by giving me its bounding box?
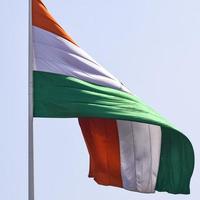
[33,0,76,45]
[78,118,122,187]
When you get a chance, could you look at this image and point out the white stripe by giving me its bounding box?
[32,26,129,92]
[117,120,161,193]
[149,124,162,189]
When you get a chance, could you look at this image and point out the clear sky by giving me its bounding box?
[0,0,199,199]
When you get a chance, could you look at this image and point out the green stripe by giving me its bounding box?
[156,127,194,194]
[33,71,194,194]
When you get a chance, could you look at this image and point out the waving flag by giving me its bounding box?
[32,0,194,194]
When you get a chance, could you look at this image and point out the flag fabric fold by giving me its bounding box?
[32,0,194,194]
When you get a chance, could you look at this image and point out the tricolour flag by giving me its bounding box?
[32,0,194,194]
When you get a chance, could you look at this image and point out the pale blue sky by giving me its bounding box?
[0,0,199,199]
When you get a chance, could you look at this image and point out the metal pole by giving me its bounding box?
[28,0,34,200]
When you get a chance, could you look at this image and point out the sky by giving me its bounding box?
[0,0,200,199]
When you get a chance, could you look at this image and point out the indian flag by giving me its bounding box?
[32,0,194,194]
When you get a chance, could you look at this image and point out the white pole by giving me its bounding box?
[28,0,34,200]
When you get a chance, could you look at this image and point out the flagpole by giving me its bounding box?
[28,0,34,200]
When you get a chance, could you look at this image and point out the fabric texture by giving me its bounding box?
[33,71,194,194]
